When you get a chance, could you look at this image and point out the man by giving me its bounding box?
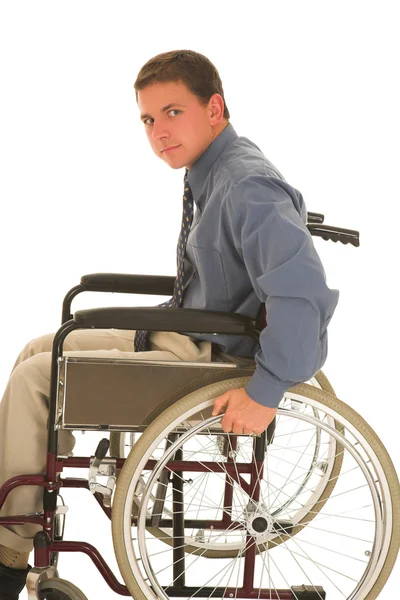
[0,49,338,598]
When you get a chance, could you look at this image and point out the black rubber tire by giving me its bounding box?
[37,577,88,600]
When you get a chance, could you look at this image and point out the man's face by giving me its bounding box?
[137,80,227,170]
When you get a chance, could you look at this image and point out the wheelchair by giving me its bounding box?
[0,213,398,600]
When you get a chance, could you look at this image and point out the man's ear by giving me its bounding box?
[208,93,225,124]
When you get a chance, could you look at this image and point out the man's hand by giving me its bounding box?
[212,387,277,435]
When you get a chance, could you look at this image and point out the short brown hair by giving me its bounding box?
[134,49,230,120]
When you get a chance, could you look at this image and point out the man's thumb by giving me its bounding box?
[212,393,229,415]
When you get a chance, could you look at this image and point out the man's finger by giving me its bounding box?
[212,392,230,415]
[243,425,254,435]
[220,411,234,433]
[232,421,245,435]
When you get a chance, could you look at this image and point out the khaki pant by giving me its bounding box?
[0,328,212,552]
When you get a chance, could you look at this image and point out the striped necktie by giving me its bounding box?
[134,169,194,352]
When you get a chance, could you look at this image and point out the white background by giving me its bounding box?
[0,0,399,598]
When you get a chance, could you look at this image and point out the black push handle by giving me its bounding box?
[307,212,324,224]
[307,224,360,247]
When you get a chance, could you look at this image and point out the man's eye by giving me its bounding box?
[143,109,180,126]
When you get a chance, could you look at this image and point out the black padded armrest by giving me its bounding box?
[80,273,175,295]
[73,306,258,337]
[62,274,176,323]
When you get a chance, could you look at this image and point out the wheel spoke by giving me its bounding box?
[269,426,317,509]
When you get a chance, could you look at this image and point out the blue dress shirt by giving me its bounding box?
[181,122,339,408]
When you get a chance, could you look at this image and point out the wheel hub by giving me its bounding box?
[246,510,273,539]
[252,516,270,533]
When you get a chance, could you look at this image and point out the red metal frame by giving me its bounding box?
[0,440,305,599]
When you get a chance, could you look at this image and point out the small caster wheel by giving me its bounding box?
[37,577,88,600]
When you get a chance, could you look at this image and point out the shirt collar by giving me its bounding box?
[185,122,238,209]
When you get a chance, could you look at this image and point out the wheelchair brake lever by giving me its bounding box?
[88,438,116,507]
[92,437,109,468]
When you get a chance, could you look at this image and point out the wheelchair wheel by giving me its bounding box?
[112,379,399,600]
[108,370,336,459]
[110,370,341,558]
[37,577,88,599]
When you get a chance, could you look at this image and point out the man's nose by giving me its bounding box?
[151,120,170,141]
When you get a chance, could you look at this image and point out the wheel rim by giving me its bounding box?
[119,390,394,600]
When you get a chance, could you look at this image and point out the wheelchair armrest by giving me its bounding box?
[62,273,175,324]
[73,306,258,338]
[80,273,175,295]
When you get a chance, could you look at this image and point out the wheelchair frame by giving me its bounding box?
[0,214,380,600]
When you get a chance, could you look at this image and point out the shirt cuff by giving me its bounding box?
[245,365,293,408]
